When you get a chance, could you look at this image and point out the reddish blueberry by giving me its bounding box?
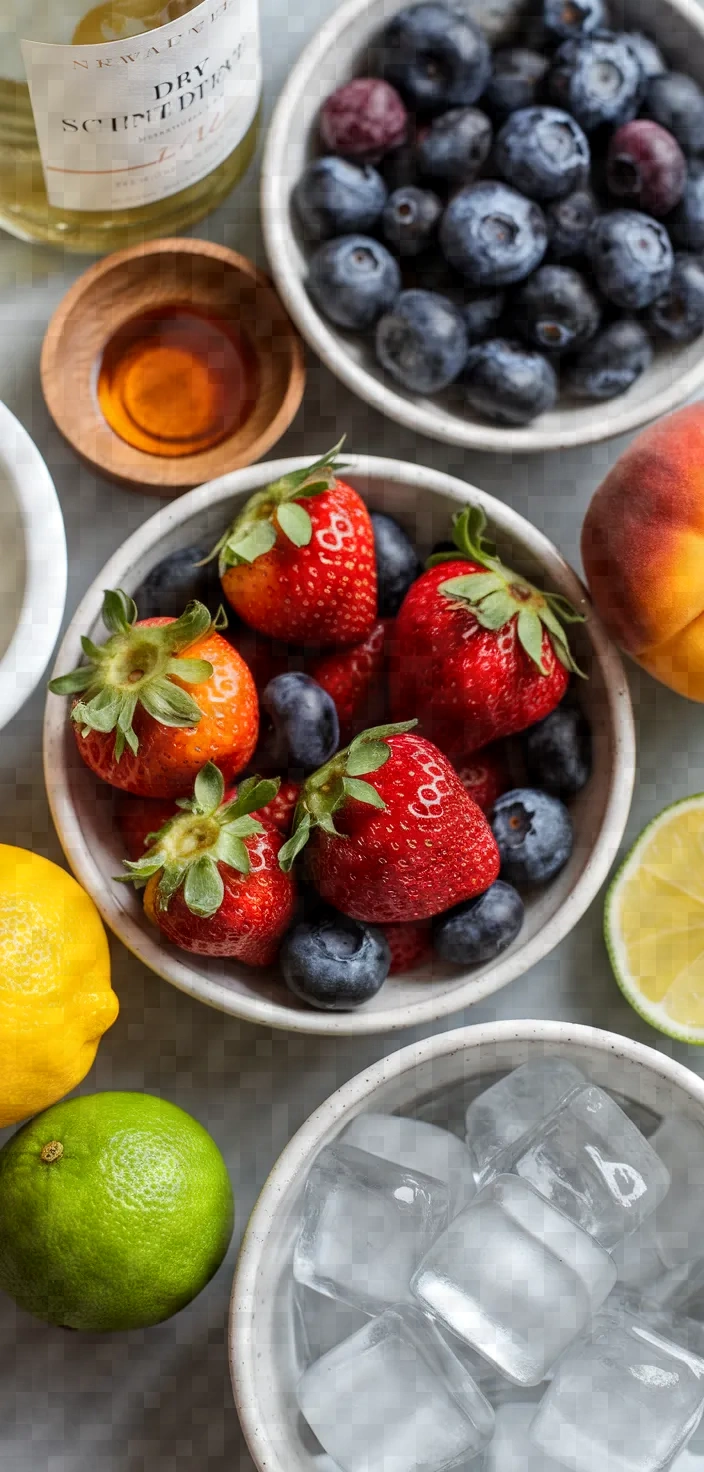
[606,120,686,217]
[319,77,408,161]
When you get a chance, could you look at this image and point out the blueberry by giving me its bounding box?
[464,338,558,424]
[281,915,391,1009]
[543,0,605,46]
[668,162,704,252]
[370,511,422,616]
[588,209,673,309]
[373,2,492,113]
[548,34,644,132]
[490,787,573,885]
[606,120,686,217]
[545,185,598,258]
[417,106,492,184]
[495,106,590,201]
[514,264,600,353]
[432,880,524,964]
[647,254,704,344]
[261,673,339,771]
[522,702,592,797]
[644,71,704,155]
[375,288,468,392]
[440,180,548,286]
[483,48,549,121]
[307,235,401,329]
[380,140,420,192]
[462,290,506,343]
[624,31,666,83]
[382,185,443,255]
[567,317,653,398]
[319,77,409,161]
[293,157,388,242]
[134,545,221,620]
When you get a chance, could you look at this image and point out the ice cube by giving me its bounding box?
[530,1307,704,1472]
[342,1114,476,1217]
[495,1084,670,1249]
[293,1143,449,1315]
[611,1214,664,1291]
[410,1174,616,1386]
[297,1305,495,1472]
[294,1284,371,1367]
[654,1117,704,1269]
[486,1400,567,1472]
[465,1059,586,1177]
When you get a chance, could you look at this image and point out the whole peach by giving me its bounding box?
[581,404,704,700]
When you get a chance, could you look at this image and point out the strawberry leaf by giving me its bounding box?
[276,501,313,548]
[183,856,224,918]
[102,589,137,636]
[213,829,251,874]
[225,521,277,566]
[342,776,386,809]
[471,590,516,630]
[440,572,504,601]
[163,601,213,654]
[73,687,124,732]
[81,635,106,661]
[517,608,548,674]
[139,678,202,728]
[166,657,213,684]
[346,741,390,777]
[348,719,417,747]
[48,666,95,696]
[278,812,312,872]
[194,761,225,814]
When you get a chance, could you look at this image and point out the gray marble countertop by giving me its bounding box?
[2,2,704,1465]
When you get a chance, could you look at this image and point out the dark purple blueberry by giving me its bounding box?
[644,71,704,156]
[372,2,491,113]
[282,915,390,1009]
[440,180,548,286]
[546,185,598,258]
[548,34,644,132]
[370,511,422,616]
[567,317,653,398]
[624,31,666,83]
[646,254,704,343]
[463,338,558,424]
[588,209,673,308]
[490,787,573,885]
[543,0,605,46]
[669,162,704,251]
[417,106,492,184]
[522,701,592,797]
[606,120,686,217]
[483,48,549,121]
[382,185,443,255]
[134,546,221,621]
[319,77,408,160]
[433,881,524,964]
[375,288,468,392]
[495,105,590,201]
[462,290,506,343]
[292,158,387,241]
[514,264,600,352]
[262,673,339,771]
[307,235,401,330]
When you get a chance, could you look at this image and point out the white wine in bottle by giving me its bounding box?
[0,0,260,251]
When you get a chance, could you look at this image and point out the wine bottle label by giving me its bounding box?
[21,0,260,212]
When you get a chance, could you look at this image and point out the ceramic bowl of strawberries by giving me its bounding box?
[43,448,634,1035]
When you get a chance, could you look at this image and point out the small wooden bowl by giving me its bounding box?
[41,239,306,494]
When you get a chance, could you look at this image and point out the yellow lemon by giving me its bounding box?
[0,846,117,1126]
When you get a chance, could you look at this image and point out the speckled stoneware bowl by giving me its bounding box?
[43,455,634,1035]
[230,1019,704,1472]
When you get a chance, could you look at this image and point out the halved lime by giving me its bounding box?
[605,795,704,1043]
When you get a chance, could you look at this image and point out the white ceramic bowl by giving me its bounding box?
[261,0,704,453]
[230,1019,704,1472]
[43,454,634,1035]
[0,400,66,729]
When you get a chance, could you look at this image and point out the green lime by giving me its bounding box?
[0,1091,234,1330]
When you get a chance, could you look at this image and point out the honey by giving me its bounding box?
[97,305,259,458]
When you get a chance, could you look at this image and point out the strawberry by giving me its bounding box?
[49,591,258,799]
[380,919,432,974]
[390,507,584,756]
[121,763,296,964]
[309,619,387,739]
[264,778,301,835]
[278,720,499,923]
[213,443,377,649]
[455,743,511,814]
[116,777,300,859]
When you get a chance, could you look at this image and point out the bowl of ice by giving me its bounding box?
[231,1019,704,1472]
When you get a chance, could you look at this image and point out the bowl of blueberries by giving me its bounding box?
[262,0,704,448]
[231,1018,704,1472]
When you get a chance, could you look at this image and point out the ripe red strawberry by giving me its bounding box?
[121,764,296,965]
[455,743,511,814]
[214,443,377,649]
[49,592,258,799]
[279,721,499,923]
[309,619,387,738]
[116,776,300,859]
[380,919,431,974]
[264,778,301,834]
[390,507,584,756]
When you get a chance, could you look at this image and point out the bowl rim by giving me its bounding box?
[43,452,635,1036]
[260,0,704,453]
[229,1017,704,1472]
[0,400,67,729]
